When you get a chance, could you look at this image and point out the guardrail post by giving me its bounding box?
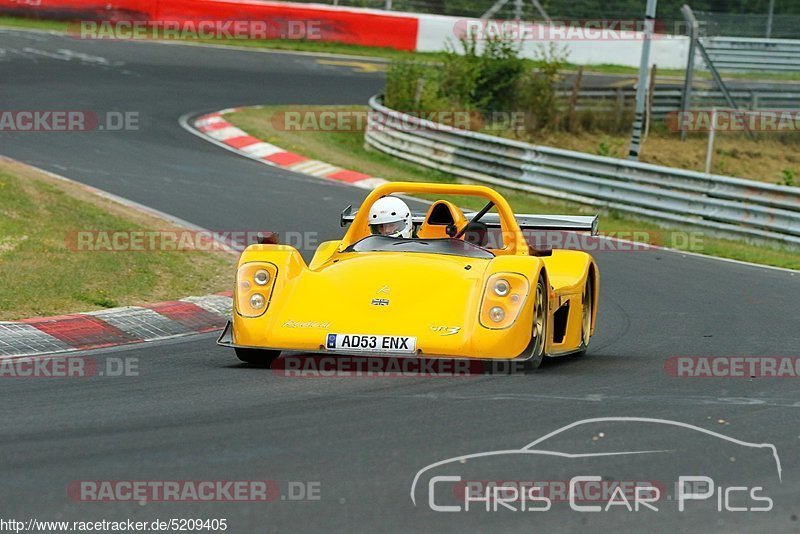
[645,64,657,140]
[567,67,583,130]
[705,107,717,174]
[766,0,775,38]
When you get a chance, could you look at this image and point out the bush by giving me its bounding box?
[516,43,568,132]
[384,36,569,136]
[781,168,796,187]
[473,36,525,114]
[384,60,428,111]
[436,34,527,117]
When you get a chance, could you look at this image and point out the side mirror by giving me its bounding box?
[340,205,354,227]
[256,232,279,245]
[461,222,488,247]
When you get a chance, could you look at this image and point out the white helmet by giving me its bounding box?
[368,196,412,238]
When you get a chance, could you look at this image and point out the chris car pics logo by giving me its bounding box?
[411,417,781,513]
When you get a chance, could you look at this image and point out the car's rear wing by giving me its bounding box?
[340,206,598,236]
[476,213,599,235]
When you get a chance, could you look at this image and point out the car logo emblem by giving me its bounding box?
[377,285,391,294]
[430,326,461,336]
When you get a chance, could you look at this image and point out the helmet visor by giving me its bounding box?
[369,220,406,237]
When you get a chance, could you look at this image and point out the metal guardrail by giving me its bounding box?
[564,87,800,119]
[701,37,800,72]
[365,95,800,246]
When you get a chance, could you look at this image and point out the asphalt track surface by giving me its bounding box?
[1,28,799,533]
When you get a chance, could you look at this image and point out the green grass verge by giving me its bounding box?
[2,16,797,82]
[224,105,800,270]
[0,159,234,320]
[0,15,68,32]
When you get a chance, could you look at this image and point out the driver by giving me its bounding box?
[368,196,412,238]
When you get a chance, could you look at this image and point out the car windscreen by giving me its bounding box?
[345,236,494,259]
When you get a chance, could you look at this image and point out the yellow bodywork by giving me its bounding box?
[227,182,598,361]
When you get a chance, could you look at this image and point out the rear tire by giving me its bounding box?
[575,277,593,357]
[524,275,548,373]
[235,347,281,366]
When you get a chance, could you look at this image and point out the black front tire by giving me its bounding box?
[524,275,548,373]
[235,347,281,366]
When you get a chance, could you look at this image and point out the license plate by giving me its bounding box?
[325,334,417,353]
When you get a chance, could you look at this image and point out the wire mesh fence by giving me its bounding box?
[276,0,800,39]
[695,11,800,39]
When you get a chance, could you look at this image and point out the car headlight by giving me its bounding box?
[250,293,265,310]
[489,306,505,322]
[254,269,271,286]
[236,262,277,317]
[480,273,529,329]
[493,279,510,297]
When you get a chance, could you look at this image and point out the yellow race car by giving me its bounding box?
[217,182,599,371]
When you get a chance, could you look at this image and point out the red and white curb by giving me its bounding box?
[193,110,388,190]
[0,294,232,358]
